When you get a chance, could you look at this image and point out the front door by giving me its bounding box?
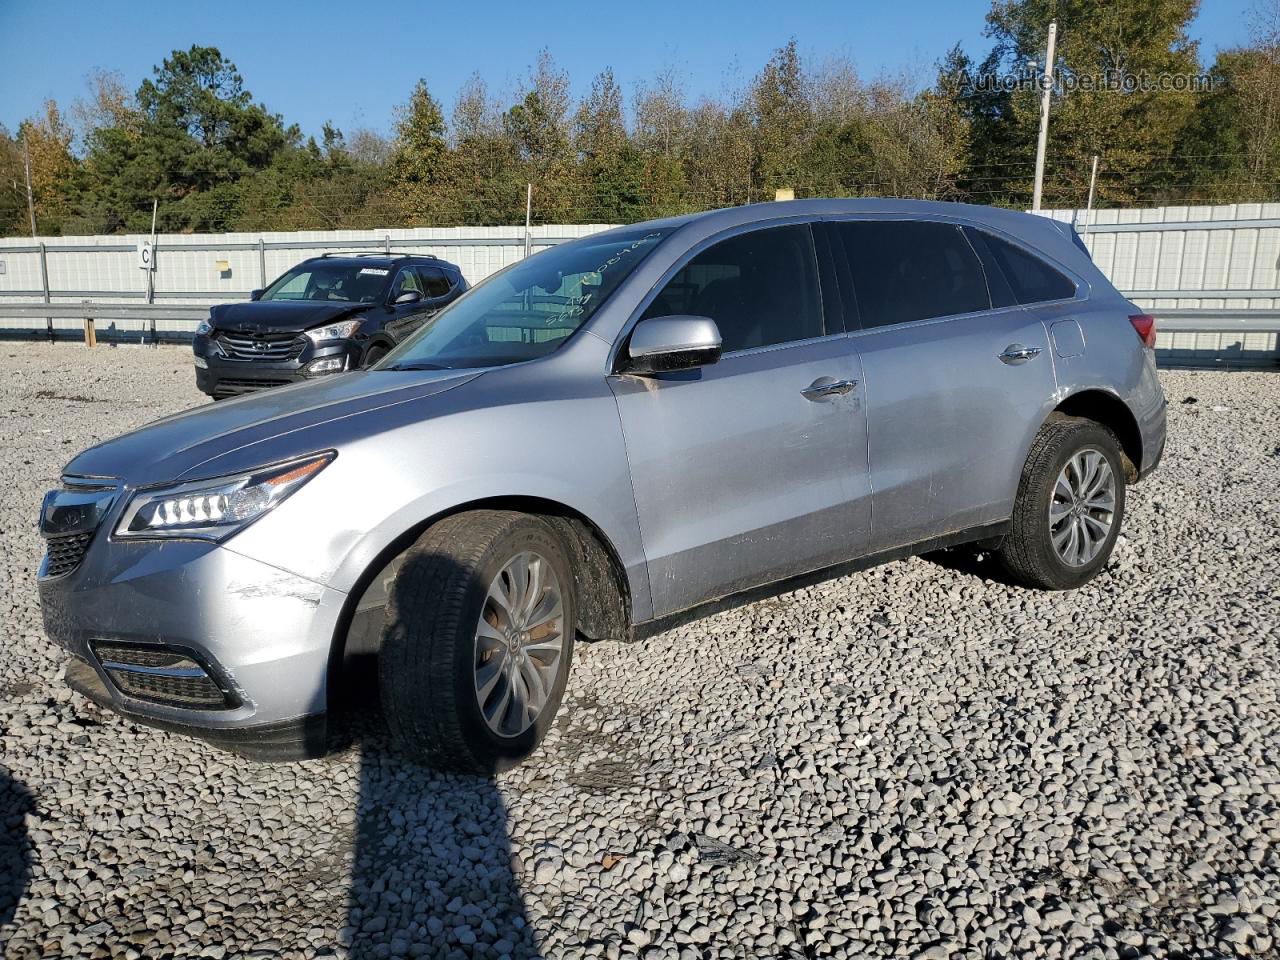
[610,223,872,618]
[385,266,432,341]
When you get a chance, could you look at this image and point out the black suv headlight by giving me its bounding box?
[304,319,362,344]
[114,453,333,540]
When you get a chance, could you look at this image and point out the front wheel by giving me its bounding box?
[996,416,1127,590]
[379,511,575,773]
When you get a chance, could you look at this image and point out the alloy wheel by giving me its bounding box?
[473,551,565,737]
[1048,448,1116,567]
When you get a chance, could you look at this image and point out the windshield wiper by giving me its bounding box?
[379,361,448,371]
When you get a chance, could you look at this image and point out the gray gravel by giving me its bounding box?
[1,342,1278,960]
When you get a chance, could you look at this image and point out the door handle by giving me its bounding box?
[801,377,857,401]
[999,344,1043,364]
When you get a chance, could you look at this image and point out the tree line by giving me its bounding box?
[2,0,1278,237]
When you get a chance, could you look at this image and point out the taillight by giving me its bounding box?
[1128,314,1157,349]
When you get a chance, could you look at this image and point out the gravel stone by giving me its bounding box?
[0,346,1278,960]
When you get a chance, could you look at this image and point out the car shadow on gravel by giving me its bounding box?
[340,720,540,959]
[0,767,34,937]
[336,550,541,960]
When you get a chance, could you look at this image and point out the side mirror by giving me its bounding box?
[249,289,263,301]
[394,290,423,305]
[623,315,722,375]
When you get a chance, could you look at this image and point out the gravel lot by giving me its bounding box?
[0,343,1278,960]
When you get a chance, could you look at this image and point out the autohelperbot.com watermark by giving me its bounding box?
[956,67,1221,95]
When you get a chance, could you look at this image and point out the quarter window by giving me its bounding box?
[977,232,1076,304]
[641,224,823,353]
[833,220,990,328]
[419,266,453,298]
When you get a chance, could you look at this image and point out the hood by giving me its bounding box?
[210,299,371,334]
[63,369,482,486]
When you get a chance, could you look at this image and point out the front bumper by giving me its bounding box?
[193,334,363,399]
[64,659,329,760]
[38,525,349,757]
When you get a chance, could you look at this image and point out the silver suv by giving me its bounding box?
[37,200,1167,771]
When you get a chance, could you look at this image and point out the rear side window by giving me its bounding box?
[419,266,453,298]
[642,224,823,353]
[832,221,990,328]
[977,232,1076,304]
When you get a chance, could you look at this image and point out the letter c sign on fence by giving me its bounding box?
[137,241,155,271]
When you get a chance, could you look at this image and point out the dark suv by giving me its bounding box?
[193,253,467,399]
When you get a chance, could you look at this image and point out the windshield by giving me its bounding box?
[374,227,670,371]
[260,261,390,303]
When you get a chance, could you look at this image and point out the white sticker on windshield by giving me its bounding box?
[359,267,390,276]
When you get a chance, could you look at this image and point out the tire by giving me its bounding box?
[379,510,576,773]
[362,344,390,368]
[996,416,1127,590]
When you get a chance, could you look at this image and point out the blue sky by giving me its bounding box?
[0,0,1254,141]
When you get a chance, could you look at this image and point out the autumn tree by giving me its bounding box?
[573,69,646,221]
[750,39,812,191]
[17,101,76,233]
[390,79,448,223]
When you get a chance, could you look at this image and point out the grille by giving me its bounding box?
[107,669,228,707]
[215,330,305,361]
[92,644,190,669]
[93,641,235,709]
[44,531,94,578]
[212,377,293,399]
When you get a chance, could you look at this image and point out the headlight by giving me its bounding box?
[195,318,213,337]
[305,319,361,344]
[114,453,333,540]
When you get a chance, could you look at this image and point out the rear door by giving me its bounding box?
[824,218,1056,551]
[610,222,872,618]
[965,226,1090,380]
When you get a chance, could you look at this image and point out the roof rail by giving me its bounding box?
[317,250,438,260]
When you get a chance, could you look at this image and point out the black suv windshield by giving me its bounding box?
[261,261,391,303]
[375,228,670,371]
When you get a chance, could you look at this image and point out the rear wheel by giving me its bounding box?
[996,416,1126,590]
[379,511,575,772]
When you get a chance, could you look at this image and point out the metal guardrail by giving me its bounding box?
[4,301,1279,327]
[1153,309,1280,333]
[0,235,580,256]
[2,301,1278,354]
[0,303,210,320]
[0,301,211,345]
[1074,217,1280,234]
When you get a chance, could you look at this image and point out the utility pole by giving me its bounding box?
[145,198,158,304]
[1082,155,1099,236]
[524,183,533,258]
[1031,19,1058,212]
[22,133,37,238]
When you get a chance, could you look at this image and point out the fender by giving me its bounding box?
[324,473,650,625]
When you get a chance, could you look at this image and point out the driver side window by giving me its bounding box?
[273,271,310,300]
[392,268,423,300]
[640,224,824,354]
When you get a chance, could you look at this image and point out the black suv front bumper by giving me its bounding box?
[193,332,363,399]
